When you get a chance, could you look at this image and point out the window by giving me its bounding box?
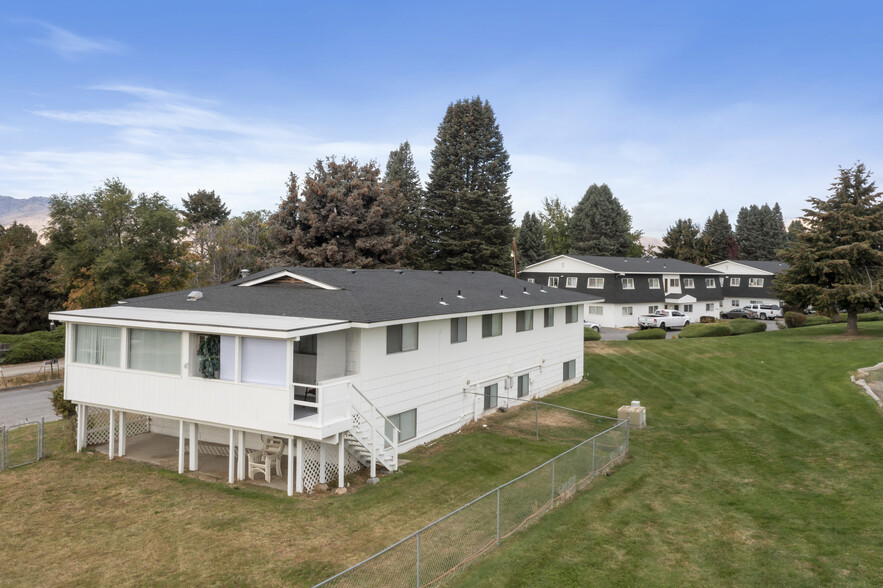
[622,306,633,316]
[544,307,555,327]
[648,305,659,313]
[587,277,604,289]
[293,334,317,355]
[516,310,533,332]
[385,409,416,442]
[547,276,559,288]
[74,325,121,367]
[193,334,235,380]
[749,278,764,287]
[526,278,535,283]
[482,313,503,337]
[706,303,715,311]
[565,277,578,288]
[563,360,576,381]
[450,317,467,343]
[565,305,579,323]
[621,278,634,289]
[684,304,693,312]
[517,374,530,398]
[731,300,741,307]
[683,278,695,289]
[586,305,603,316]
[241,337,287,386]
[387,323,419,353]
[648,278,660,289]
[705,278,716,288]
[750,300,762,305]
[730,277,741,287]
[669,278,681,288]
[128,329,181,375]
[484,383,498,410]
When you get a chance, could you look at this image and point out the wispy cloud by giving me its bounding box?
[27,21,123,59]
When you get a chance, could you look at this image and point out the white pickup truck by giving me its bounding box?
[637,309,690,331]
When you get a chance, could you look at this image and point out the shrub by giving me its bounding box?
[50,385,77,420]
[583,327,601,341]
[699,315,716,323]
[0,326,66,364]
[627,328,666,340]
[804,315,832,327]
[728,318,767,335]
[784,312,807,328]
[858,312,883,322]
[680,323,733,338]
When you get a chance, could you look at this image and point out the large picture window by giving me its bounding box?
[748,278,764,287]
[241,337,287,386]
[74,325,121,367]
[482,313,503,337]
[128,329,181,375]
[385,409,417,442]
[387,323,419,354]
[193,334,235,380]
[587,278,604,289]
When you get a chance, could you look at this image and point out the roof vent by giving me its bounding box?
[457,290,464,299]
[540,287,547,293]
[395,269,404,274]
[499,290,508,299]
[439,297,449,306]
[117,300,128,304]
[239,269,251,279]
[347,269,357,274]
[187,291,203,302]
[523,287,530,295]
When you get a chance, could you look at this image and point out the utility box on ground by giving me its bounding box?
[617,401,647,429]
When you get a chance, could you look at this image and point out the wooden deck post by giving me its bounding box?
[108,410,115,460]
[188,422,198,471]
[178,420,185,474]
[287,437,295,496]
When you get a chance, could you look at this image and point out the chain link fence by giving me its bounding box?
[1,417,74,471]
[316,399,629,587]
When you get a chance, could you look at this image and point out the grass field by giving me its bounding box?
[1,322,880,586]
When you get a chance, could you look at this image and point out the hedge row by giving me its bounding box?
[728,318,768,335]
[0,326,66,364]
[627,328,666,340]
[584,327,601,341]
[680,323,733,338]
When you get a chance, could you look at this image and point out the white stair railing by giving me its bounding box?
[347,383,400,474]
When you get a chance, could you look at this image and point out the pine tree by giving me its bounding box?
[268,172,301,265]
[659,218,707,264]
[735,204,786,260]
[775,163,883,335]
[702,210,734,263]
[291,157,408,268]
[425,97,513,272]
[181,189,230,227]
[384,141,426,269]
[569,184,633,256]
[538,197,571,255]
[516,212,551,272]
[786,219,805,244]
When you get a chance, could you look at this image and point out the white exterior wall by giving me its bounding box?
[356,307,585,452]
[722,296,782,308]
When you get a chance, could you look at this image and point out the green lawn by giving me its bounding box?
[1,323,880,586]
[453,323,883,586]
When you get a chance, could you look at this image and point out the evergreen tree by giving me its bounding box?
[268,172,301,265]
[181,189,230,227]
[425,97,513,272]
[291,157,407,268]
[46,178,189,309]
[569,183,633,256]
[538,197,571,255]
[786,219,806,244]
[384,141,427,269]
[516,212,551,272]
[0,244,62,333]
[702,210,734,263]
[659,218,707,264]
[775,163,883,335]
[735,203,788,260]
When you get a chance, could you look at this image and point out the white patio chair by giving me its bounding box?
[247,437,285,482]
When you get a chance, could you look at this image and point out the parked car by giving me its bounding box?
[637,309,689,331]
[743,304,783,320]
[720,308,753,320]
[583,320,601,332]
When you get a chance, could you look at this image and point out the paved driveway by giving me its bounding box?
[0,382,61,427]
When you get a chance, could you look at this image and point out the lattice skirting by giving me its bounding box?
[302,440,361,492]
[82,407,150,446]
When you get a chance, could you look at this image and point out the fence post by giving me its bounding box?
[592,438,596,473]
[535,402,538,440]
[416,531,421,587]
[39,417,44,459]
[551,459,556,504]
[496,488,501,544]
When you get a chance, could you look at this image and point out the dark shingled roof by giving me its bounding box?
[122,267,602,323]
[726,260,790,274]
[567,255,721,274]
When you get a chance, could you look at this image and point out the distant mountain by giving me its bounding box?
[0,195,51,235]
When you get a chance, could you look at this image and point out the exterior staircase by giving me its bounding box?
[344,384,399,476]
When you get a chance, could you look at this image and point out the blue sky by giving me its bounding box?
[1,1,881,236]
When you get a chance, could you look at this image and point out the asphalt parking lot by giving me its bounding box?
[599,319,783,341]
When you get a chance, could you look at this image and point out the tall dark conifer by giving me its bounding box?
[660,218,707,264]
[384,141,426,269]
[702,210,734,263]
[425,97,513,272]
[569,183,633,256]
[268,172,302,265]
[736,203,786,261]
[516,212,550,273]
